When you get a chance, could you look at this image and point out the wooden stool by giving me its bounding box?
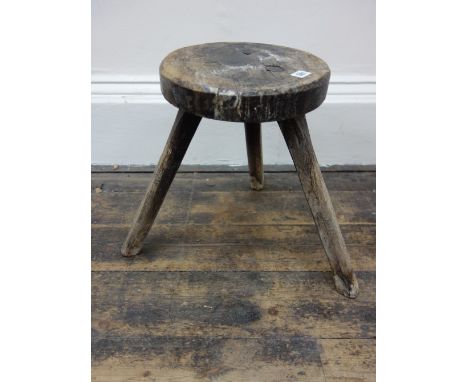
[121,42,359,298]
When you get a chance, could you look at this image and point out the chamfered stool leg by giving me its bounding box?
[278,115,359,298]
[244,122,264,190]
[121,109,202,257]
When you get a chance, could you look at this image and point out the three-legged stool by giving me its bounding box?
[121,42,359,298]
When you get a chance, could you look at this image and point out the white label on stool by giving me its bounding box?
[290,70,311,78]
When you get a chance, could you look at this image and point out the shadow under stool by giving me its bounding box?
[121,42,359,298]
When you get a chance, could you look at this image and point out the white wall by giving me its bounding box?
[92,0,375,166]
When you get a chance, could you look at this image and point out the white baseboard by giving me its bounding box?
[91,75,375,166]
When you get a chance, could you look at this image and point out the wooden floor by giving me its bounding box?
[92,169,376,382]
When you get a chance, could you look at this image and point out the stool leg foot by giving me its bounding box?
[278,115,359,298]
[121,110,202,257]
[244,122,264,190]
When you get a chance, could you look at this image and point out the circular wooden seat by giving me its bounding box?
[160,42,330,122]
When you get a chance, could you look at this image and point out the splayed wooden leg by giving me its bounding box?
[278,115,359,298]
[121,110,201,257]
[244,122,264,190]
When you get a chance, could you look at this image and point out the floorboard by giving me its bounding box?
[92,171,376,381]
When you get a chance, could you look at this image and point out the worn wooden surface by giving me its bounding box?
[91,164,376,173]
[244,123,264,190]
[92,170,375,381]
[160,42,330,122]
[91,171,376,192]
[121,110,201,257]
[279,116,359,298]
